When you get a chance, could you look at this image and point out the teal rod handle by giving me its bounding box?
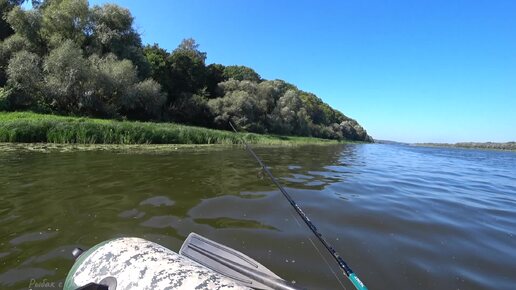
[349,273,368,290]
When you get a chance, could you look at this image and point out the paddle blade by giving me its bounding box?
[179,233,299,290]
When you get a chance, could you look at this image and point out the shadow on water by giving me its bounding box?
[1,144,515,289]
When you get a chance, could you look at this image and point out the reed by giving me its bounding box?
[0,112,343,145]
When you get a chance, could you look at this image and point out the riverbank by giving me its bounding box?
[0,112,346,145]
[415,142,516,151]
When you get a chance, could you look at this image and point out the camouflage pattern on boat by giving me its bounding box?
[64,237,249,290]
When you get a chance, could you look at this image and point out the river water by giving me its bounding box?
[0,144,515,289]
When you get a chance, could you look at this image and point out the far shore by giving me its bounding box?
[414,142,516,151]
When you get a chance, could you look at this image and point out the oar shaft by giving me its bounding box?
[229,122,368,290]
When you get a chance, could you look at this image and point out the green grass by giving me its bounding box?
[0,112,343,145]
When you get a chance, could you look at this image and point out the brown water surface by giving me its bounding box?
[1,144,515,289]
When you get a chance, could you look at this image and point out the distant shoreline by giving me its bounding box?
[414,142,516,151]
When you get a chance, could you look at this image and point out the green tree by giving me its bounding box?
[41,0,90,48]
[168,38,207,99]
[144,42,205,122]
[1,2,38,85]
[223,65,261,82]
[164,38,208,122]
[89,4,149,77]
[257,80,290,112]
[86,53,138,116]
[1,0,16,41]
[205,63,225,98]
[143,43,172,98]
[175,38,207,60]
[170,91,211,126]
[126,78,165,120]
[6,6,43,51]
[0,0,38,41]
[269,89,304,135]
[0,35,33,86]
[6,50,43,108]
[338,119,371,141]
[87,53,164,119]
[43,39,90,113]
[208,79,267,132]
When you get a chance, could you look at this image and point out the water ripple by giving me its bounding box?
[0,144,515,289]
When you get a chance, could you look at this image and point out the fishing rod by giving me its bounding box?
[229,121,368,290]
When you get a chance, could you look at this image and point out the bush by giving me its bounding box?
[43,40,90,113]
[6,50,43,108]
[129,78,166,119]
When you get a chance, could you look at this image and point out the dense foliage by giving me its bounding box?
[0,0,372,141]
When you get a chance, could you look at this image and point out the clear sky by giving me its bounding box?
[87,0,515,143]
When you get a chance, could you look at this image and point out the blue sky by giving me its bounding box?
[86,0,515,143]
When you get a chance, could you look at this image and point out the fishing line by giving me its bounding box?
[307,236,347,290]
[283,183,346,289]
[276,179,347,290]
[229,121,367,290]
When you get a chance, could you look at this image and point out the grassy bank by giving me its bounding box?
[0,112,343,145]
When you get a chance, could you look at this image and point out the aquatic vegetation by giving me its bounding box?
[0,112,343,145]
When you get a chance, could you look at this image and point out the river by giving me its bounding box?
[1,144,515,289]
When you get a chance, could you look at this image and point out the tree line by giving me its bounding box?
[0,0,372,141]
[417,142,516,151]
